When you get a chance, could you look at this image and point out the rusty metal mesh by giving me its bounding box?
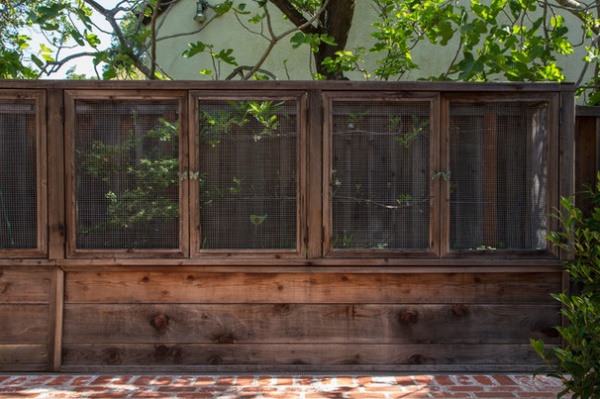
[74,100,180,250]
[449,101,548,251]
[331,100,431,250]
[197,99,298,250]
[0,99,38,249]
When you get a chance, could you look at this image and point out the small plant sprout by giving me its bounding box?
[232,100,285,141]
[250,214,268,226]
[394,116,430,149]
[229,176,243,194]
[347,109,370,129]
[396,193,413,207]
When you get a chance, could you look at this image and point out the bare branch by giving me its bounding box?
[238,0,331,80]
[226,66,277,80]
[268,0,318,34]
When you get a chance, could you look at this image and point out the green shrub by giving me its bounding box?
[532,173,600,399]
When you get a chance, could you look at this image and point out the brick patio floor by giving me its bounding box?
[0,374,570,399]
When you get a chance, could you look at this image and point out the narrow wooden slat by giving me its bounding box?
[64,271,562,304]
[0,79,574,94]
[62,303,560,345]
[61,343,543,367]
[47,89,65,260]
[36,90,48,257]
[50,267,64,372]
[178,92,190,258]
[575,116,597,214]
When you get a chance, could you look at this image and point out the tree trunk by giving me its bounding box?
[269,0,355,80]
[315,0,355,80]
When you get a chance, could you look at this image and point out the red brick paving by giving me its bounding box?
[0,374,570,398]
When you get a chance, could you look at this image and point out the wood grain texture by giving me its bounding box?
[64,270,562,304]
[62,303,560,345]
[0,267,52,303]
[47,89,65,260]
[0,345,48,367]
[0,305,50,343]
[61,343,543,367]
[0,80,575,93]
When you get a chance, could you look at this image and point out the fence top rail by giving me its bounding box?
[0,79,575,93]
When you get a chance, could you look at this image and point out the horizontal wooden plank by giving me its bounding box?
[65,271,562,304]
[0,305,50,343]
[61,343,544,367]
[0,80,574,93]
[56,258,564,269]
[63,303,561,345]
[0,344,48,366]
[0,268,52,303]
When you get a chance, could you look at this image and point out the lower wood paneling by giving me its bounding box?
[0,267,53,371]
[0,345,48,371]
[0,267,52,303]
[61,343,543,367]
[63,303,560,345]
[0,305,50,343]
[65,271,562,304]
[58,269,563,370]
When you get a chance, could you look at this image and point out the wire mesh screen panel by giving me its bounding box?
[331,101,431,250]
[197,100,297,250]
[0,99,38,249]
[74,100,180,250]
[449,101,548,251]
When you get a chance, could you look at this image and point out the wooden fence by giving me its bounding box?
[575,106,600,213]
[0,80,588,372]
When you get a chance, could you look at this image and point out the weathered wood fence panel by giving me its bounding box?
[0,267,53,370]
[575,106,600,214]
[59,269,561,370]
[0,81,587,372]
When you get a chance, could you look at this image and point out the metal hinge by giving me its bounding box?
[178,171,200,181]
[432,171,451,181]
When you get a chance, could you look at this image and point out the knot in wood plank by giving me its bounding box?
[397,310,419,325]
[149,313,170,332]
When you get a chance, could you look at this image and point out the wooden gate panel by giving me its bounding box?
[0,267,53,371]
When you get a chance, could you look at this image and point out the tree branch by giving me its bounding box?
[315,0,355,79]
[268,0,319,34]
[238,0,331,80]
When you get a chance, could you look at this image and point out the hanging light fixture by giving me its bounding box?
[194,0,206,23]
[194,0,215,23]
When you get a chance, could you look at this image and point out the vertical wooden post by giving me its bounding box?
[46,88,65,371]
[438,96,450,256]
[308,89,323,258]
[296,93,308,257]
[575,116,597,214]
[430,95,441,256]
[49,266,64,371]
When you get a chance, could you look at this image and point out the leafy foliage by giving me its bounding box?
[77,117,179,233]
[532,174,600,399]
[4,0,600,101]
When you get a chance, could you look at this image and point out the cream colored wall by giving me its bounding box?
[156,0,590,85]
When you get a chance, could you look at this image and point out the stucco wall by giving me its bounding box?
[156,0,590,85]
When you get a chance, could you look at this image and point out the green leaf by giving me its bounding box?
[290,32,306,49]
[183,41,208,58]
[216,48,237,66]
[214,1,232,16]
[319,34,338,46]
[30,54,44,68]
